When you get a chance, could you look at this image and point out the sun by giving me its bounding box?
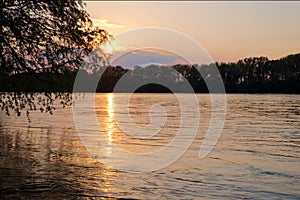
[101,44,114,54]
[105,44,113,54]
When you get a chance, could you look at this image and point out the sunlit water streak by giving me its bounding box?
[0,94,299,199]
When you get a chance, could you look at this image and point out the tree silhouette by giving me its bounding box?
[1,0,109,74]
[0,0,110,119]
[2,53,300,95]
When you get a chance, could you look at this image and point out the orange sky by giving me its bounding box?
[85,1,300,64]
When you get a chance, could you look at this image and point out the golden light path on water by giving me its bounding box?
[107,93,114,143]
[102,93,115,194]
[105,93,114,155]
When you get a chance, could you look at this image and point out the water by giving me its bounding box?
[0,94,299,199]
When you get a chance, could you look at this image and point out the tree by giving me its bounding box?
[0,0,110,119]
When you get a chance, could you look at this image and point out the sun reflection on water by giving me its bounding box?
[107,93,114,120]
[105,93,114,155]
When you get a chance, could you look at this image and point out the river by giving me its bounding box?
[0,94,299,199]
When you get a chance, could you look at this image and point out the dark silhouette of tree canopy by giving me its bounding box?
[0,0,110,119]
[0,0,109,75]
[2,53,300,95]
[217,54,300,93]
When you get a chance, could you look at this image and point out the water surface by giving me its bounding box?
[0,94,299,199]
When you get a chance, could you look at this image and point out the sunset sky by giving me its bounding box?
[86,1,300,67]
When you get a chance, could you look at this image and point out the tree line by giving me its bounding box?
[1,53,300,93]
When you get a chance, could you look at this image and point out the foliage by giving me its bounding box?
[0,92,72,122]
[217,54,300,93]
[2,53,300,94]
[0,0,109,74]
[0,0,110,119]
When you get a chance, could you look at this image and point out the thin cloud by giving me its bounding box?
[91,18,124,29]
[172,57,190,65]
[111,49,185,68]
[135,48,176,56]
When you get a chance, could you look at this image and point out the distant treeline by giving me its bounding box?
[1,53,300,93]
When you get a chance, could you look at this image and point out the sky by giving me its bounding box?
[85,1,300,67]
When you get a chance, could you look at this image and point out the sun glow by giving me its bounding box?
[105,44,114,54]
[100,43,114,54]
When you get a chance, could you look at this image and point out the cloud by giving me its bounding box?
[111,49,188,68]
[172,57,189,65]
[91,18,124,29]
[138,48,176,56]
